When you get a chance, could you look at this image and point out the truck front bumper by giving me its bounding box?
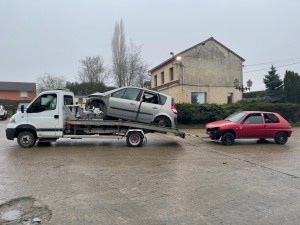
[6,128,16,140]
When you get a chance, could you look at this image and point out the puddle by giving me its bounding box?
[0,197,52,225]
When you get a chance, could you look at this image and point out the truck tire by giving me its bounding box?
[17,131,36,148]
[126,131,143,147]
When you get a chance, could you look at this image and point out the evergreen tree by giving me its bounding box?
[263,65,284,102]
[283,70,300,103]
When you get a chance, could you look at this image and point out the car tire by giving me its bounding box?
[155,116,171,127]
[126,131,143,147]
[274,132,288,145]
[17,131,36,148]
[221,132,235,146]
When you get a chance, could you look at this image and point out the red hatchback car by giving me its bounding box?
[206,111,292,146]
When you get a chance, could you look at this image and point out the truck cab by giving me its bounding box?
[6,89,74,147]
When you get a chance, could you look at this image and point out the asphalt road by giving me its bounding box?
[0,119,299,225]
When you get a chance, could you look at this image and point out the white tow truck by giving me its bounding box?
[6,89,185,148]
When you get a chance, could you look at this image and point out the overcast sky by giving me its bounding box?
[1,0,299,91]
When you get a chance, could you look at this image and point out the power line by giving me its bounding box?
[244,61,300,73]
[244,57,300,67]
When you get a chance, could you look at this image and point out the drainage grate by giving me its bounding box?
[0,197,52,225]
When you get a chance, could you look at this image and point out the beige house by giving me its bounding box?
[149,37,245,104]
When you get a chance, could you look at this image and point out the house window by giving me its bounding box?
[227,93,233,104]
[169,67,174,81]
[20,91,28,97]
[191,92,207,104]
[161,71,165,84]
[154,75,157,87]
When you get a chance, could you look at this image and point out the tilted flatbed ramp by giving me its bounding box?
[66,119,185,137]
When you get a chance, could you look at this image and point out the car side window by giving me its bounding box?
[264,113,279,123]
[123,88,141,101]
[111,89,126,98]
[27,94,57,113]
[142,92,160,105]
[242,114,263,124]
[159,94,167,105]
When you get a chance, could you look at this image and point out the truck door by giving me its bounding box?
[26,93,62,138]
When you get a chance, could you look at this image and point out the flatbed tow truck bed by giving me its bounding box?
[63,119,186,147]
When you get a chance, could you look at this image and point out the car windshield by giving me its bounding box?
[225,112,246,122]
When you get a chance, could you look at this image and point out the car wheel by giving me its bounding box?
[126,131,143,147]
[221,132,235,146]
[274,132,288,145]
[155,116,171,127]
[17,131,36,148]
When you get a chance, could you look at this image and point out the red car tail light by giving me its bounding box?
[171,105,177,114]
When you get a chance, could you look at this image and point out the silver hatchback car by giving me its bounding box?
[85,87,178,128]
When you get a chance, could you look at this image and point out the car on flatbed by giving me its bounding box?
[206,111,292,145]
[85,86,178,128]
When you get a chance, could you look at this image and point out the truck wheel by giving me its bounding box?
[126,131,143,147]
[17,131,36,148]
[274,132,288,144]
[221,132,235,146]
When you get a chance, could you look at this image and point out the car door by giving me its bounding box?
[238,113,266,138]
[26,93,61,137]
[262,113,281,138]
[136,91,162,123]
[108,88,142,120]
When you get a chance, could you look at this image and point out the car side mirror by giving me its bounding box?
[21,105,24,113]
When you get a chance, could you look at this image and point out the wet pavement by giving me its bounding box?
[0,120,299,224]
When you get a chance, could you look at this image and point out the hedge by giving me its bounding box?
[176,102,300,125]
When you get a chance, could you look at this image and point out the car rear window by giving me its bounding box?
[264,113,279,123]
[159,94,167,105]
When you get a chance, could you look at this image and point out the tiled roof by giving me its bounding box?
[0,81,36,92]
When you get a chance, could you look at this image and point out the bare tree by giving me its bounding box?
[111,19,127,87]
[127,41,149,87]
[77,56,109,84]
[36,73,66,93]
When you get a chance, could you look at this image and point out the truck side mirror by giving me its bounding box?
[21,105,24,113]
